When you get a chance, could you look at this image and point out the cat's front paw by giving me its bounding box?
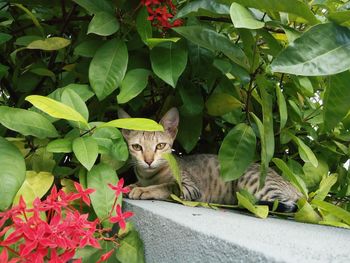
[128,187,153,200]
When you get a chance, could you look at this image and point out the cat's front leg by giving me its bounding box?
[128,183,176,200]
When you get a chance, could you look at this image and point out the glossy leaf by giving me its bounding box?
[173,26,248,69]
[0,137,26,210]
[163,153,182,193]
[312,199,350,225]
[219,123,256,181]
[328,11,350,27]
[100,118,164,131]
[72,137,99,171]
[289,133,318,167]
[0,106,58,138]
[73,0,114,14]
[61,89,89,121]
[74,39,104,58]
[116,226,145,263]
[302,159,329,190]
[46,138,73,153]
[177,113,202,153]
[237,192,269,219]
[136,7,152,43]
[0,32,12,45]
[150,42,188,88]
[145,37,181,49]
[271,23,350,76]
[313,174,337,201]
[13,171,54,208]
[221,0,319,25]
[230,3,264,29]
[206,93,243,116]
[27,37,71,51]
[176,0,230,18]
[295,199,322,224]
[87,164,119,227]
[117,69,151,104]
[26,95,89,126]
[272,158,308,197]
[89,39,128,100]
[87,11,119,36]
[275,84,288,131]
[323,71,350,131]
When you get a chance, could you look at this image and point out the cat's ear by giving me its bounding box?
[159,107,179,138]
[117,107,131,138]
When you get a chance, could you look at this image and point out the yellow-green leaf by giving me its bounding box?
[25,95,88,126]
[206,92,243,116]
[27,37,71,51]
[13,171,54,208]
[163,153,182,193]
[236,192,269,219]
[99,118,164,131]
[294,199,321,224]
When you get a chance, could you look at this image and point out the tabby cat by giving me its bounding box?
[119,107,302,212]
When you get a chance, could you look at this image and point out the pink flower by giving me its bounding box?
[108,178,130,197]
[73,182,95,206]
[109,205,134,230]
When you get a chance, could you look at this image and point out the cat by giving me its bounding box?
[119,107,302,212]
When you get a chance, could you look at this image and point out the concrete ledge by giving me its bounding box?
[124,199,350,263]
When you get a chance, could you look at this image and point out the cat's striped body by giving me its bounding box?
[119,108,302,212]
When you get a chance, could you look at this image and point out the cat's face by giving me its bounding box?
[119,108,179,171]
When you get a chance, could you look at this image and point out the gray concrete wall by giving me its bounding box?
[124,199,350,263]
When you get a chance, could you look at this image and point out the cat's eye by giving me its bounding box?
[132,144,142,151]
[156,143,166,150]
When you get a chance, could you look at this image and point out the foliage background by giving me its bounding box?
[1,0,350,259]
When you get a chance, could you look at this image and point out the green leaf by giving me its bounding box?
[275,84,288,131]
[27,37,71,51]
[230,3,264,29]
[74,39,104,58]
[73,0,114,14]
[13,171,54,208]
[295,199,322,224]
[116,227,145,263]
[176,0,230,18]
[61,89,89,121]
[312,199,350,225]
[271,23,350,76]
[89,38,128,100]
[319,221,350,229]
[323,71,350,131]
[150,42,188,88]
[328,11,350,27]
[100,118,164,131]
[0,32,12,45]
[87,11,119,36]
[302,159,329,190]
[0,106,59,138]
[313,174,337,201]
[237,192,269,219]
[178,85,204,116]
[63,84,95,102]
[30,68,56,81]
[87,163,119,227]
[219,123,256,181]
[162,153,182,193]
[14,3,43,34]
[221,0,319,25]
[145,37,181,49]
[0,137,26,211]
[206,93,242,116]
[25,95,88,126]
[117,69,151,104]
[272,158,308,197]
[170,194,213,208]
[47,138,73,153]
[136,7,152,44]
[173,26,248,69]
[73,137,98,171]
[288,133,318,167]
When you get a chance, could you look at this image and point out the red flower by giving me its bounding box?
[73,182,95,206]
[0,248,20,263]
[109,205,134,230]
[96,249,115,263]
[108,178,130,197]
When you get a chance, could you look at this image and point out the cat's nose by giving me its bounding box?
[145,160,153,166]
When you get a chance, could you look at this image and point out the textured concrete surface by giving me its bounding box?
[124,199,350,263]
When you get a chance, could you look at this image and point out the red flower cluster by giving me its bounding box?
[0,179,132,263]
[140,0,182,30]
